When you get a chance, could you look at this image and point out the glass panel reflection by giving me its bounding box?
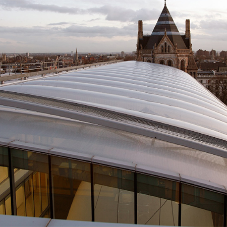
[0,147,10,215]
[137,174,179,226]
[51,157,91,221]
[93,164,134,224]
[5,195,11,215]
[182,184,224,227]
[0,200,5,215]
[0,166,9,185]
[11,149,49,218]
[25,177,34,217]
[33,172,42,217]
[16,183,26,216]
[41,172,49,214]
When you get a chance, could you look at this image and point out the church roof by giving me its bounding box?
[144,4,187,49]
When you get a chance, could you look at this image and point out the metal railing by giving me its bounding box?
[0,61,65,76]
[0,60,123,84]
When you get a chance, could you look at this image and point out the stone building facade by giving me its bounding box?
[137,2,198,78]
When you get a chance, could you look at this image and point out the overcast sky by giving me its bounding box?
[0,0,227,53]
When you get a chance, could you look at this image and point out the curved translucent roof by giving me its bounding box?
[0,61,227,192]
[1,61,227,141]
[0,107,226,192]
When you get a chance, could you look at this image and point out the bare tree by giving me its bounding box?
[207,76,227,105]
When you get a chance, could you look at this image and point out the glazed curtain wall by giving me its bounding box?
[0,147,11,215]
[0,146,226,227]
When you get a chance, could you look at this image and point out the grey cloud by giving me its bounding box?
[173,22,199,32]
[0,0,84,14]
[0,0,159,22]
[87,18,102,22]
[17,41,25,44]
[193,33,227,42]
[190,22,199,29]
[200,19,227,30]
[0,40,12,45]
[134,9,159,21]
[0,26,50,36]
[63,24,138,37]
[89,5,159,22]
[170,11,190,19]
[0,24,138,38]
[48,22,72,26]
[91,6,135,21]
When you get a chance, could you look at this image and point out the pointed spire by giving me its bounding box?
[146,3,187,49]
[74,48,78,64]
[76,48,78,61]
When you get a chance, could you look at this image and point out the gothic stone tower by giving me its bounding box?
[137,2,198,78]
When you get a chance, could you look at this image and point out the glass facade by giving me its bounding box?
[51,156,91,221]
[137,173,179,226]
[93,164,134,224]
[182,184,225,227]
[0,147,11,215]
[11,148,50,217]
[0,146,226,226]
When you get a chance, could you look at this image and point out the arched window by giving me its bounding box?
[159,60,165,65]
[168,45,171,53]
[167,60,172,66]
[165,42,167,53]
[161,46,164,53]
[181,60,185,71]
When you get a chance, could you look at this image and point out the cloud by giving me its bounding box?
[0,40,12,45]
[190,22,199,29]
[0,0,159,22]
[87,18,102,22]
[48,22,72,26]
[200,19,227,30]
[193,33,227,42]
[0,24,138,38]
[0,0,84,14]
[62,24,138,37]
[89,5,159,22]
[0,19,212,42]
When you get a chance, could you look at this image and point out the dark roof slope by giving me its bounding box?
[144,5,187,49]
[138,36,150,50]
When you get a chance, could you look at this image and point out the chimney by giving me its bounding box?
[185,19,190,39]
[138,20,143,39]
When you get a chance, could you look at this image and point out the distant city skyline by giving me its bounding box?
[0,0,227,53]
